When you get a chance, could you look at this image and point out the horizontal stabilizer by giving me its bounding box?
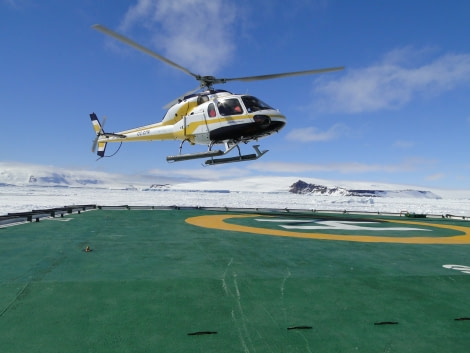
[102,132,127,139]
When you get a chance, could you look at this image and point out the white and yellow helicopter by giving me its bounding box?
[90,24,343,165]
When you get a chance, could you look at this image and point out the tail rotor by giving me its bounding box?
[90,113,108,156]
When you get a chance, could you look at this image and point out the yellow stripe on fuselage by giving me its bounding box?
[97,112,285,144]
[183,114,252,135]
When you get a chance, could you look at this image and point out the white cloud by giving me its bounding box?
[248,158,434,175]
[146,165,251,181]
[286,123,348,142]
[426,173,445,181]
[119,0,237,74]
[2,0,29,9]
[393,140,414,149]
[312,49,470,113]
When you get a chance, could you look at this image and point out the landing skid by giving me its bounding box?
[166,142,268,165]
[166,149,224,162]
[205,145,268,165]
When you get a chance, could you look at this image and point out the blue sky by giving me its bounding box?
[1,0,470,188]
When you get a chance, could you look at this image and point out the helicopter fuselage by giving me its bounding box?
[96,90,286,148]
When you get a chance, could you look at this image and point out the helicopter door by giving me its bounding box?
[184,111,211,144]
[217,98,244,116]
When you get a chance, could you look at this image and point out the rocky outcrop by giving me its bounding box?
[289,180,441,199]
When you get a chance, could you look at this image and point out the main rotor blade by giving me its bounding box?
[92,24,199,79]
[220,66,344,83]
[163,85,202,109]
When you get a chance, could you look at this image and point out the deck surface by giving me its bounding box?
[1,208,470,352]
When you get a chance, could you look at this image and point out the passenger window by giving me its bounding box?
[208,103,216,117]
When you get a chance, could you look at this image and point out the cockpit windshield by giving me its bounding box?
[241,96,273,113]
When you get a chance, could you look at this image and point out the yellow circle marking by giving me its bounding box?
[186,214,470,244]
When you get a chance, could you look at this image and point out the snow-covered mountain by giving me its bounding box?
[1,162,469,217]
[1,163,102,187]
[0,161,468,199]
[0,162,177,189]
[288,180,442,199]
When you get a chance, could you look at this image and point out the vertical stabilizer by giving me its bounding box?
[90,113,107,157]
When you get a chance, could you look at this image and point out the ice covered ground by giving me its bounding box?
[1,163,469,217]
[1,183,469,218]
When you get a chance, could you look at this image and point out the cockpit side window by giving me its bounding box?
[217,98,244,116]
[241,96,273,112]
[208,103,216,117]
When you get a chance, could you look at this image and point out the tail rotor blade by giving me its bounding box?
[91,137,99,153]
[91,115,107,153]
[101,116,107,129]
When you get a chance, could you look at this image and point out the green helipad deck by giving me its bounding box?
[1,207,470,352]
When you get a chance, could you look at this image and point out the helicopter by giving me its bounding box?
[90,24,343,165]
